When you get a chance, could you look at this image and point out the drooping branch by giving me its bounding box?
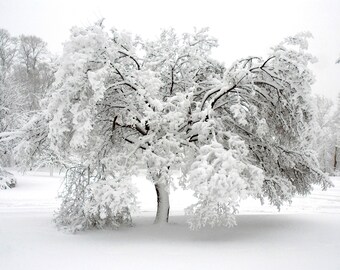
[118,50,141,70]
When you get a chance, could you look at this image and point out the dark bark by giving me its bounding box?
[334,146,338,172]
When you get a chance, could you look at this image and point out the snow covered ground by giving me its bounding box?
[1,170,340,270]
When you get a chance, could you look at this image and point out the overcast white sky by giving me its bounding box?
[0,0,339,99]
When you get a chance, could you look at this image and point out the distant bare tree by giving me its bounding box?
[0,29,17,83]
[12,35,54,111]
[0,29,55,188]
[312,96,337,173]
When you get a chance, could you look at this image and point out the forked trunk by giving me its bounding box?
[154,183,170,224]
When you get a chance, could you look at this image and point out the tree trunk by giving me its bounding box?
[334,146,338,172]
[49,166,54,177]
[154,183,170,224]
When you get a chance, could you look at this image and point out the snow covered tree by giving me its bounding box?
[13,35,54,111]
[0,29,17,188]
[311,95,338,174]
[334,58,340,173]
[46,24,228,231]
[0,29,17,83]
[0,165,16,189]
[12,111,60,171]
[44,23,146,231]
[310,56,340,175]
[0,29,17,162]
[20,21,330,231]
[332,93,340,174]
[181,32,331,228]
[138,27,224,223]
[0,29,56,188]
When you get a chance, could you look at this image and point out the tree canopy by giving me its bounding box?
[1,22,332,231]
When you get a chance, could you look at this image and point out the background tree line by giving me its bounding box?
[0,28,55,188]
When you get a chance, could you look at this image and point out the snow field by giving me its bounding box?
[0,170,340,270]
